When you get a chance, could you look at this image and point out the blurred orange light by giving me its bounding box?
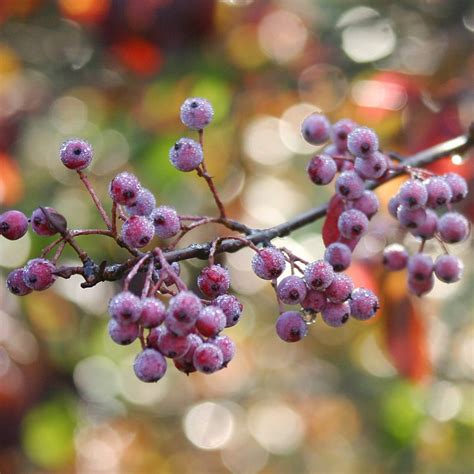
[58,0,110,24]
[0,153,23,205]
[112,38,162,77]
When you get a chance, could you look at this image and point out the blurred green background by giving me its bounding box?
[0,1,473,473]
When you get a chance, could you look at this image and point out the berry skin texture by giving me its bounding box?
[383,244,409,271]
[158,328,191,359]
[396,206,427,229]
[324,242,352,272]
[168,291,202,324]
[398,179,428,210]
[108,319,139,345]
[0,210,28,240]
[196,306,226,338]
[108,291,142,325]
[6,268,33,296]
[125,188,156,217]
[335,171,365,200]
[215,294,243,327]
[133,348,167,383]
[301,113,331,145]
[174,333,203,374]
[322,302,350,327]
[165,315,195,337]
[307,154,337,185]
[347,127,379,159]
[354,152,387,180]
[301,289,326,313]
[60,138,93,170]
[209,335,236,367]
[140,298,166,328]
[277,276,307,305]
[31,207,59,236]
[330,118,357,152]
[407,253,433,282]
[408,275,434,296]
[151,205,181,239]
[121,215,154,248]
[338,209,369,239]
[325,273,354,304]
[349,288,379,321]
[252,247,286,280]
[193,343,224,374]
[438,212,470,244]
[388,195,401,218]
[109,172,141,206]
[434,255,463,283]
[443,172,468,203]
[275,311,308,342]
[352,190,380,219]
[425,177,452,208]
[304,260,334,291]
[169,137,204,172]
[23,258,57,291]
[197,264,231,298]
[411,209,438,240]
[180,97,214,130]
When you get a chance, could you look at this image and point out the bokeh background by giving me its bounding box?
[0,1,473,473]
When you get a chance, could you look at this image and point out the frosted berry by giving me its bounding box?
[330,118,357,152]
[193,343,224,374]
[180,97,214,130]
[301,289,326,313]
[0,210,28,240]
[338,209,369,239]
[209,334,236,367]
[121,215,154,248]
[109,172,141,206]
[352,190,380,219]
[197,264,231,298]
[215,294,243,327]
[304,259,334,291]
[411,209,438,240]
[324,242,352,272]
[347,126,379,159]
[354,152,387,180]
[325,273,354,304]
[396,206,427,229]
[146,325,166,350]
[60,138,93,170]
[31,207,59,236]
[151,206,181,239]
[335,171,365,200]
[434,255,463,283]
[173,333,203,374]
[108,319,139,345]
[425,177,452,208]
[277,275,307,305]
[398,179,428,210]
[408,274,434,296]
[275,311,308,342]
[165,314,195,336]
[108,291,141,325]
[349,288,379,320]
[407,253,433,282]
[382,244,408,271]
[133,348,167,383]
[443,172,468,203]
[23,258,56,291]
[140,298,166,328]
[196,305,226,338]
[158,328,191,359]
[321,302,350,327]
[169,137,204,172]
[125,188,156,216]
[388,195,401,218]
[307,154,337,185]
[301,113,330,145]
[168,291,202,324]
[438,212,470,243]
[6,268,32,296]
[252,247,286,280]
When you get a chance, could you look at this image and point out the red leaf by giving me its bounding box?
[322,195,344,247]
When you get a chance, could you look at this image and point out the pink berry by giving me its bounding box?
[59,138,93,170]
[335,171,365,200]
[133,348,167,382]
[330,118,357,152]
[347,127,379,159]
[354,152,387,180]
[407,253,433,282]
[6,268,33,296]
[443,172,468,203]
[304,259,334,291]
[197,264,231,298]
[109,172,141,206]
[215,294,243,327]
[158,328,191,358]
[209,334,236,367]
[301,289,326,313]
[121,215,154,248]
[438,212,470,243]
[434,255,463,283]
[196,305,226,338]
[307,154,337,185]
[125,188,156,216]
[169,137,204,172]
[140,298,166,328]
[275,311,308,342]
[425,177,452,208]
[108,291,141,325]
[0,210,28,240]
[108,319,139,345]
[396,206,427,229]
[352,190,380,219]
[277,275,307,304]
[23,258,56,291]
[321,302,350,327]
[301,113,331,145]
[252,247,286,280]
[31,207,59,236]
[411,209,438,240]
[382,244,409,271]
[408,274,434,296]
[338,209,369,239]
[193,343,224,374]
[168,291,202,324]
[324,242,352,272]
[398,179,428,209]
[180,97,214,130]
[325,273,354,304]
[349,288,379,320]
[151,205,181,239]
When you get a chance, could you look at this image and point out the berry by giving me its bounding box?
[301,113,330,145]
[396,206,427,229]
[109,172,141,206]
[408,274,434,296]
[169,137,204,172]
[0,210,28,240]
[325,273,354,304]
[335,171,365,200]
[251,247,286,280]
[388,195,401,218]
[23,258,56,291]
[324,242,352,272]
[133,348,167,383]
[59,138,93,170]
[151,206,181,239]
[6,268,33,296]
[321,302,350,327]
[438,212,470,243]
[277,275,307,305]
[398,179,428,209]
[349,288,379,320]
[425,177,452,208]
[411,209,438,240]
[193,343,224,374]
[165,314,195,336]
[31,207,59,236]
[330,118,357,152]
[407,253,433,282]
[275,311,308,342]
[108,319,139,345]
[354,152,387,180]
[443,172,468,203]
[158,328,191,359]
[352,190,380,219]
[197,264,231,298]
[125,188,156,216]
[434,255,463,283]
[173,357,196,375]
[108,291,141,325]
[146,325,166,350]
[180,97,214,130]
[196,305,226,338]
[338,209,369,239]
[160,261,181,286]
[347,126,379,159]
[168,291,202,324]
[304,260,334,291]
[215,294,243,327]
[382,244,408,271]
[140,298,166,328]
[173,333,203,374]
[121,215,154,248]
[301,289,326,313]
[307,154,337,185]
[209,334,236,367]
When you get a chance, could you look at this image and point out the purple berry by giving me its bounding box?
[335,171,365,200]
[398,179,428,209]
[165,315,195,336]
[215,294,243,327]
[108,291,141,325]
[324,242,352,272]
[443,172,468,203]
[151,205,181,239]
[321,302,350,327]
[408,274,434,296]
[325,273,354,304]
[425,177,452,208]
[307,154,337,185]
[347,127,379,159]
[31,207,59,236]
[304,259,334,291]
[168,291,202,324]
[23,258,56,291]
[193,343,224,374]
[196,305,226,338]
[301,289,326,313]
[349,288,379,320]
[396,206,427,229]
[197,264,231,298]
[125,188,156,216]
[382,244,409,271]
[108,319,139,345]
[352,190,380,219]
[121,215,154,248]
[434,255,463,283]
[354,152,388,180]
[209,334,236,367]
[438,212,470,243]
[330,118,357,152]
[277,275,307,305]
[301,113,330,145]
[338,209,369,239]
[158,328,191,358]
[169,137,204,172]
[252,247,286,280]
[6,268,33,296]
[60,138,93,170]
[133,348,167,383]
[388,195,401,218]
[407,253,433,282]
[275,311,308,342]
[146,325,166,350]
[140,297,166,328]
[173,333,203,374]
[0,210,28,240]
[411,209,438,240]
[109,172,141,206]
[180,97,214,130]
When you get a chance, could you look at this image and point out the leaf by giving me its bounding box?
[322,195,344,247]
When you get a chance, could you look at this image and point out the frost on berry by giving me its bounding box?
[301,289,326,314]
[31,207,59,236]
[307,154,337,185]
[60,138,93,170]
[354,152,387,180]
[151,205,181,239]
[121,215,154,248]
[180,97,214,130]
[438,212,470,243]
[147,325,165,350]
[215,294,243,327]
[165,314,195,337]
[410,209,438,240]
[193,343,224,374]
[330,118,357,152]
[108,319,139,345]
[338,209,369,239]
[140,298,166,328]
[158,328,191,358]
[196,305,226,338]
[325,273,354,304]
[133,348,167,383]
[304,259,334,291]
[0,210,29,240]
[324,242,352,272]
[275,311,308,342]
[169,137,204,172]
[252,247,286,280]
[109,172,141,206]
[382,244,408,271]
[174,333,203,374]
[347,126,379,159]
[396,206,427,229]
[335,171,365,200]
[408,275,434,296]
[197,264,231,298]
[277,275,307,305]
[108,291,142,325]
[168,291,202,324]
[321,302,350,327]
[209,334,236,367]
[125,188,156,217]
[349,288,379,321]
[434,255,463,283]
[424,176,452,208]
[398,179,428,209]
[407,253,433,282]
[301,113,331,145]
[23,258,57,291]
[6,268,33,296]
[443,172,468,203]
[352,190,379,220]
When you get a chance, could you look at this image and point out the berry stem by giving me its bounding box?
[41,236,65,258]
[153,247,187,292]
[123,254,150,291]
[142,261,154,298]
[111,201,118,236]
[271,279,285,314]
[52,240,67,263]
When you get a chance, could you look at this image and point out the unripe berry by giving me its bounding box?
[277,275,307,304]
[108,291,141,325]
[275,311,308,342]
[60,138,93,170]
[133,348,167,382]
[307,154,337,185]
[215,294,243,327]
[349,288,379,320]
[209,334,236,367]
[169,137,204,172]
[398,179,428,209]
[158,328,191,358]
[338,209,369,239]
[330,118,357,152]
[324,242,352,272]
[301,113,330,145]
[382,244,408,271]
[424,177,452,208]
[411,209,438,240]
[140,298,166,328]
[352,190,379,219]
[0,210,28,240]
[396,206,427,229]
[325,273,354,304]
[23,258,57,291]
[408,274,434,296]
[121,215,154,248]
[321,302,350,327]
[6,268,32,296]
[180,97,214,130]
[197,264,231,298]
[335,171,365,200]
[252,247,286,280]
[304,260,334,291]
[438,212,470,243]
[354,152,387,180]
[151,205,181,239]
[301,289,326,313]
[193,343,224,374]
[31,207,59,236]
[168,291,202,324]
[407,253,433,282]
[347,126,379,159]
[196,305,226,338]
[108,319,139,345]
[434,255,463,283]
[443,172,468,203]
[125,188,156,217]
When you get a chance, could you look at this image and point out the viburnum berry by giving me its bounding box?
[335,171,365,200]
[347,126,379,159]
[396,206,427,229]
[277,275,307,305]
[125,188,156,217]
[6,268,33,296]
[197,264,231,298]
[108,319,139,345]
[252,247,286,280]
[411,209,438,240]
[301,112,330,145]
[407,253,433,282]
[173,333,203,374]
[108,291,141,325]
[330,118,357,152]
[215,294,243,328]
[193,343,224,374]
[408,275,434,296]
[180,97,214,130]
[133,348,167,383]
[383,244,409,271]
[23,258,57,291]
[168,291,202,324]
[140,298,166,328]
[304,260,334,291]
[0,210,29,240]
[324,242,352,272]
[434,255,463,283]
[424,176,452,208]
[443,172,468,203]
[151,205,181,239]
[307,154,337,185]
[338,209,369,239]
[209,334,236,367]
[352,190,379,219]
[121,215,154,248]
[438,212,470,243]
[169,137,204,172]
[321,302,350,327]
[60,138,93,170]
[349,288,379,321]
[398,179,428,209]
[165,314,195,336]
[301,289,326,313]
[196,305,226,338]
[354,152,387,180]
[109,172,141,206]
[325,273,354,304]
[158,328,191,359]
[31,207,59,236]
[275,311,308,342]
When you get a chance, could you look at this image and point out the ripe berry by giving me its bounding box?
[173,333,203,374]
[301,113,330,145]
[209,334,236,367]
[438,212,470,243]
[307,154,337,185]
[108,319,139,345]
[0,210,28,240]
[168,291,202,324]
[133,348,167,383]
[398,179,428,209]
[151,206,181,239]
[347,126,379,159]
[174,358,196,375]
[301,289,326,313]
[180,97,214,130]
[140,298,166,328]
[193,343,224,374]
[108,291,141,325]
[338,209,369,239]
[325,273,354,304]
[252,247,286,280]
[60,138,93,170]
[121,215,154,248]
[165,314,195,336]
[349,288,379,320]
[407,253,433,282]
[354,152,387,180]
[382,244,408,271]
[388,195,401,218]
[396,206,427,229]
[196,305,226,338]
[411,209,438,240]
[109,172,141,206]
[321,302,350,327]
[146,325,166,350]
[330,118,357,152]
[335,171,365,200]
[443,172,468,203]
[125,188,156,217]
[23,258,56,291]
[304,260,334,291]
[6,268,33,296]
[215,294,243,327]
[425,177,452,208]
[31,207,59,236]
[324,242,352,272]
[197,264,231,298]
[434,255,463,283]
[277,276,307,304]
[408,274,434,296]
[169,137,204,172]
[158,328,191,358]
[275,311,308,342]
[352,190,380,219]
